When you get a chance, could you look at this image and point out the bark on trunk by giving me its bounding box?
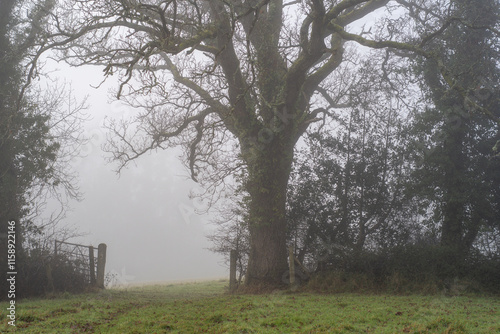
[243,139,293,287]
[440,115,467,255]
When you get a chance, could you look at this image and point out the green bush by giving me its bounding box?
[13,249,91,299]
[306,244,500,294]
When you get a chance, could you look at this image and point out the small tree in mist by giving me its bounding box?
[207,204,250,284]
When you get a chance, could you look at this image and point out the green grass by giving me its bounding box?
[1,280,499,333]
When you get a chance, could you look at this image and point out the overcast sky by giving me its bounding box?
[44,61,227,286]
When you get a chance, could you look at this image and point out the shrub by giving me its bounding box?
[305,244,500,294]
[10,248,92,299]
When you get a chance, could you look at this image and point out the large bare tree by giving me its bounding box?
[37,0,493,286]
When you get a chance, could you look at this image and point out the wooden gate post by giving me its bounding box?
[45,262,54,293]
[89,246,96,286]
[229,249,237,293]
[96,243,107,288]
[289,245,295,286]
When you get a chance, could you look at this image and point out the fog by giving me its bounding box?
[45,63,227,285]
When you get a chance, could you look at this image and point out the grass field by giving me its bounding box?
[1,280,499,333]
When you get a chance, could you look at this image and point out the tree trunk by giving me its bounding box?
[243,139,293,287]
[440,113,469,260]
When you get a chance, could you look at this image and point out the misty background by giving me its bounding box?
[42,61,227,285]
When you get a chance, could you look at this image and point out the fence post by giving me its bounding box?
[229,249,237,293]
[89,246,96,286]
[96,243,107,288]
[45,262,54,293]
[289,245,295,286]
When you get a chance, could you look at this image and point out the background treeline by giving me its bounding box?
[210,0,500,294]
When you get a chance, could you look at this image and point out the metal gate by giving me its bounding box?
[54,240,107,288]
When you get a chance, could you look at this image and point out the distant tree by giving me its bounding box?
[39,0,497,286]
[207,192,250,285]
